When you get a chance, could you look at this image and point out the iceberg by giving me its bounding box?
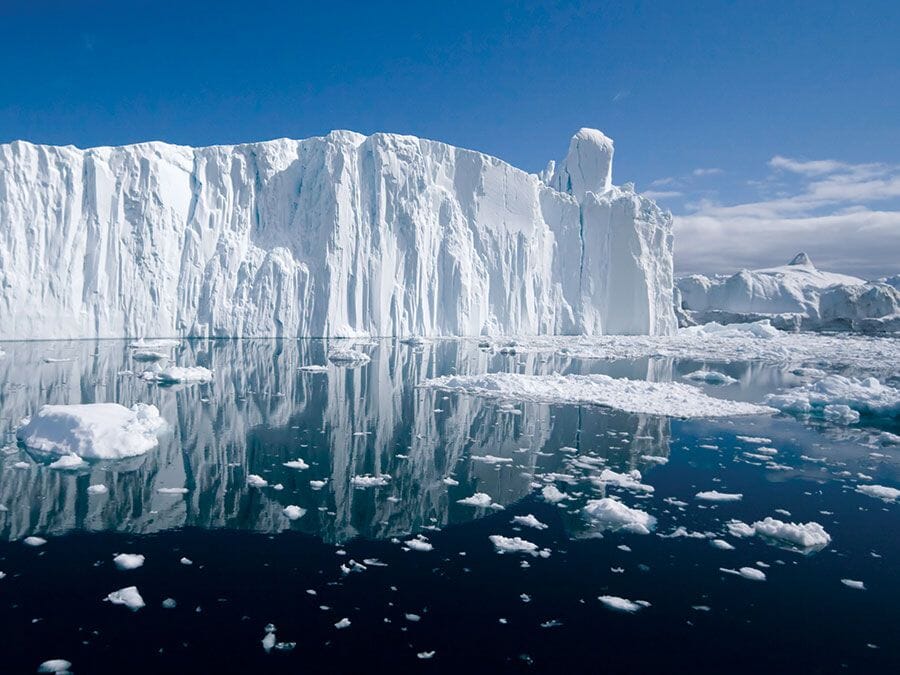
[16,403,165,459]
[0,129,676,339]
[677,253,900,332]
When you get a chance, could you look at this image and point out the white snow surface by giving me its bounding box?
[751,517,832,550]
[16,403,165,459]
[105,585,145,610]
[767,375,900,418]
[677,253,900,331]
[0,129,675,339]
[423,372,772,418]
[583,498,657,534]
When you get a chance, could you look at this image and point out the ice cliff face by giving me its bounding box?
[0,128,675,339]
[677,253,900,332]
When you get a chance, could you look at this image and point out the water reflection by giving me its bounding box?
[0,339,672,543]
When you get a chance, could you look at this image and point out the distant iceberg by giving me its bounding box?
[677,253,900,332]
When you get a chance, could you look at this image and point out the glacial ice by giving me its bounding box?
[766,375,900,419]
[16,403,165,459]
[0,128,675,339]
[423,372,773,418]
[677,253,900,332]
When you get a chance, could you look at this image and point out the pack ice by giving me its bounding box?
[677,253,900,332]
[0,128,675,339]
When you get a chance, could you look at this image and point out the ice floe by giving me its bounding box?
[511,514,548,530]
[750,517,832,551]
[695,490,743,502]
[105,586,145,610]
[351,474,391,488]
[327,349,371,366]
[16,403,165,459]
[24,536,47,547]
[113,553,145,570]
[721,567,766,581]
[856,484,899,502]
[682,369,737,385]
[37,660,72,674]
[841,579,866,590]
[583,498,657,534]
[47,454,85,470]
[458,493,502,509]
[767,375,900,420]
[283,505,306,520]
[141,364,214,384]
[247,474,268,488]
[424,373,772,418]
[87,484,108,495]
[598,595,651,612]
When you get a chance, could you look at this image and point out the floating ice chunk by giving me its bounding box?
[594,469,654,493]
[511,514,548,530]
[334,617,351,629]
[598,595,651,612]
[48,454,85,470]
[247,474,268,488]
[725,520,756,538]
[283,458,309,470]
[405,535,433,552]
[721,567,766,581]
[542,485,567,503]
[736,436,773,445]
[142,365,214,384]
[767,375,900,419]
[37,660,72,674]
[16,403,164,459]
[157,487,188,494]
[489,535,539,555]
[841,579,866,590]
[682,320,781,339]
[404,613,421,622]
[641,455,669,465]
[162,598,177,609]
[417,651,435,659]
[583,498,657,534]
[351,474,390,488]
[309,479,327,489]
[751,517,831,551]
[856,484,899,502]
[298,365,329,373]
[283,505,306,521]
[105,586,145,610]
[262,630,276,653]
[24,536,47,547]
[682,370,737,385]
[87,484,108,495]
[823,404,860,424]
[327,349,370,366]
[458,493,501,508]
[13,461,31,469]
[695,490,743,502]
[180,557,193,566]
[711,539,736,550]
[423,373,773,418]
[442,477,459,486]
[113,553,145,570]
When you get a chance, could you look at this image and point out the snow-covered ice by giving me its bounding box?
[351,474,390,488]
[695,490,743,502]
[0,129,675,339]
[856,484,899,502]
[721,567,766,581]
[682,369,737,385]
[113,553,145,570]
[841,579,866,590]
[327,349,371,366]
[16,403,165,459]
[488,535,539,555]
[583,498,657,534]
[423,373,773,418]
[37,660,72,674]
[511,514,549,530]
[751,517,832,551]
[457,493,500,508]
[767,375,900,419]
[141,365,214,384]
[598,595,651,612]
[105,586,145,610]
[283,505,306,520]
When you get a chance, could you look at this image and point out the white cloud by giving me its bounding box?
[674,157,900,279]
[692,167,723,177]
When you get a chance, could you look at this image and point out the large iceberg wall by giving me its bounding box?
[0,128,676,339]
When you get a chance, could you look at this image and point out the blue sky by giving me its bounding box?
[1,0,898,277]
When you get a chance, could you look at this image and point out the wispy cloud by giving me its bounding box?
[692,167,723,177]
[674,157,900,279]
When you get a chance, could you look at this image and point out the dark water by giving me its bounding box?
[0,339,897,673]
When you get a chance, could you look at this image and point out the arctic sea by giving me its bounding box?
[1,337,898,673]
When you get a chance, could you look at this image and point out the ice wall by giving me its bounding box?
[0,129,676,338]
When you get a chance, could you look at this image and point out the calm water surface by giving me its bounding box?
[0,339,897,673]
